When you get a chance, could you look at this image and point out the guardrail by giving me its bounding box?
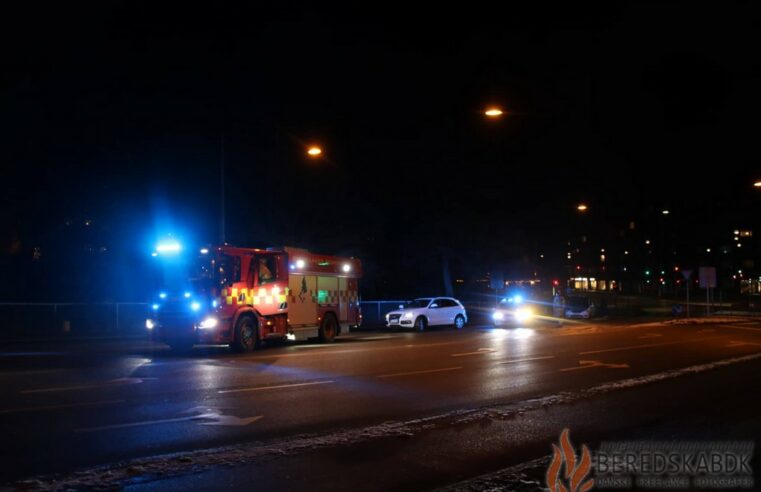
[358,300,408,326]
[0,302,149,340]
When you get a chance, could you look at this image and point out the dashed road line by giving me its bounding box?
[579,336,723,355]
[496,355,555,365]
[377,367,462,379]
[451,348,496,357]
[218,380,335,394]
[0,399,125,415]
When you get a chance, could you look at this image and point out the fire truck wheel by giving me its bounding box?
[234,315,257,352]
[319,313,338,343]
[415,316,427,332]
[454,315,465,330]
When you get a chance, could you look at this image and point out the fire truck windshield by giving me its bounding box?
[213,254,240,289]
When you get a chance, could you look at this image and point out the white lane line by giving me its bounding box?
[496,355,555,365]
[718,324,761,332]
[244,340,466,359]
[376,366,462,379]
[21,377,149,394]
[560,360,630,372]
[727,341,761,347]
[0,368,72,377]
[579,336,723,355]
[76,414,216,433]
[451,348,496,357]
[0,399,125,415]
[217,380,335,394]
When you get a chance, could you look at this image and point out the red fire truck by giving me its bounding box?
[146,244,362,351]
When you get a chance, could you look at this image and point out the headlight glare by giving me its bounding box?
[198,317,218,329]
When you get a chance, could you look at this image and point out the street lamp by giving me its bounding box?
[753,180,761,188]
[307,146,323,157]
[577,203,588,212]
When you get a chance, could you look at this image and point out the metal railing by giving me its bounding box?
[0,302,149,340]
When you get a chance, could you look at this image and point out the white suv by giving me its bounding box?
[386,297,468,331]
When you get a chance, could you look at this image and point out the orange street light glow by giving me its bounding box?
[307,146,322,156]
[484,108,503,117]
[754,181,761,188]
[577,204,588,212]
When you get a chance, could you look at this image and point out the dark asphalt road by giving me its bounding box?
[2,318,761,490]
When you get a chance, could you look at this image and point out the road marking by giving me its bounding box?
[21,377,149,394]
[496,355,555,365]
[376,366,462,379]
[217,380,335,394]
[638,333,662,339]
[451,348,496,357]
[579,336,723,355]
[76,408,262,432]
[0,368,72,377]
[0,399,125,415]
[727,341,761,347]
[244,339,466,360]
[560,360,630,372]
[718,324,761,332]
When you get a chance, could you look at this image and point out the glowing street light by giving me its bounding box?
[577,203,588,212]
[754,181,761,188]
[307,146,322,157]
[484,107,503,118]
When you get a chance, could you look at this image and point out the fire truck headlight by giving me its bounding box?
[152,303,160,311]
[146,319,155,330]
[514,307,533,322]
[295,259,305,269]
[492,311,504,321]
[198,317,218,329]
[159,292,167,299]
[342,263,351,272]
[191,302,201,312]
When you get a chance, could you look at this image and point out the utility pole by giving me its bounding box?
[219,135,225,245]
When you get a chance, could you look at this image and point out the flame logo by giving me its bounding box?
[546,429,595,492]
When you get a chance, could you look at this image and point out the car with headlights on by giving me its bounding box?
[491,295,536,326]
[386,297,467,331]
[564,295,596,319]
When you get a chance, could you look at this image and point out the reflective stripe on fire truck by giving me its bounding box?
[220,287,289,306]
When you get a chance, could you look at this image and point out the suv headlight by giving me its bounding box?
[403,312,413,319]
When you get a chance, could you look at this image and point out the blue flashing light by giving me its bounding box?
[184,292,191,298]
[212,299,218,308]
[200,248,209,254]
[152,303,160,311]
[156,241,182,254]
[159,292,167,299]
[513,295,524,304]
[191,302,201,312]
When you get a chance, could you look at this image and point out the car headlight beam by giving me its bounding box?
[198,317,218,329]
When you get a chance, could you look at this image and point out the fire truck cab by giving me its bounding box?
[147,245,361,352]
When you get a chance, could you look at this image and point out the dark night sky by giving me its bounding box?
[2,1,760,298]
